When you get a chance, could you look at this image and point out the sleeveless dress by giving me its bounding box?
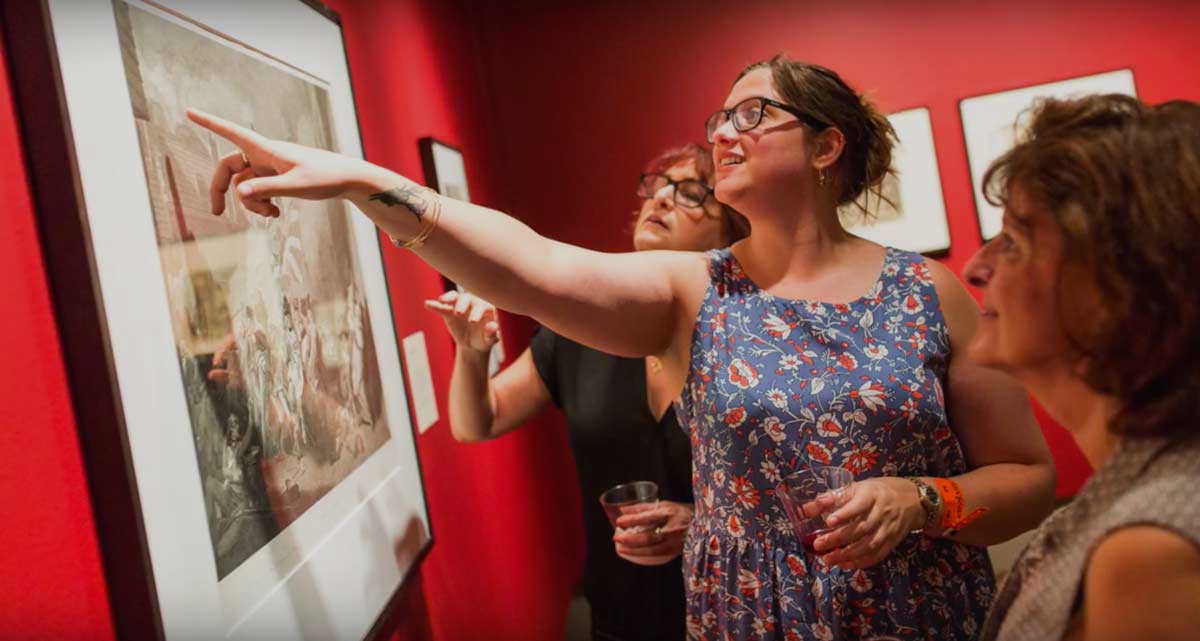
[677,247,995,641]
[980,434,1200,641]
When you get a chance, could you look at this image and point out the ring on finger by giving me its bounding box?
[653,526,663,541]
[240,150,251,169]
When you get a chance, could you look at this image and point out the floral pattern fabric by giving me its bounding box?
[678,247,994,641]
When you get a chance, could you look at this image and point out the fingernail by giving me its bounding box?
[827,516,839,526]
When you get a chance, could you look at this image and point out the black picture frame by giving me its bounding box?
[418,136,468,292]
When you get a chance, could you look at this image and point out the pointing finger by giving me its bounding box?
[187,108,266,151]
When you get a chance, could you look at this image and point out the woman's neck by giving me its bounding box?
[735,197,853,284]
[1025,366,1122,468]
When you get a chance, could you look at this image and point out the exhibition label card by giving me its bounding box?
[401,331,439,433]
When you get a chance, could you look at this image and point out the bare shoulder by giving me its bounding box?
[923,257,976,310]
[922,256,979,347]
[1089,524,1200,579]
[1082,525,1200,640]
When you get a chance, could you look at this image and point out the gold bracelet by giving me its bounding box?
[389,187,442,249]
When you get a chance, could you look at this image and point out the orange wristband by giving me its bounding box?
[931,477,989,536]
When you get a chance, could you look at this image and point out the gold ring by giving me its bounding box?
[240,151,251,169]
[653,526,663,539]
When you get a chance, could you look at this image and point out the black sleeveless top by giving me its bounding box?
[530,327,692,641]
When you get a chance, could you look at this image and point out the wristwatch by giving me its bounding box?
[905,477,942,533]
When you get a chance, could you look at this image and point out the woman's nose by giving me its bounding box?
[962,245,993,288]
[711,118,738,146]
[654,185,675,208]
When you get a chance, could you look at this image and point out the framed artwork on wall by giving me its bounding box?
[960,69,1137,240]
[840,107,951,255]
[418,136,505,375]
[3,1,431,639]
[419,137,472,205]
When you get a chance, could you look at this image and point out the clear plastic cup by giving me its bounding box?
[599,481,659,532]
[775,465,855,554]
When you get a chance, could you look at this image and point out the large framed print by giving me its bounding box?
[2,1,432,639]
[840,107,951,255]
[961,69,1137,240]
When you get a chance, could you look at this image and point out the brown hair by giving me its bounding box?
[738,55,897,215]
[983,94,1200,438]
[641,143,751,244]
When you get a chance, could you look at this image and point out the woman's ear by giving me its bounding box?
[811,127,846,171]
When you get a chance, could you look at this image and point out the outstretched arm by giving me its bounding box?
[187,109,705,359]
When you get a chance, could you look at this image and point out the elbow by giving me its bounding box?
[448,423,492,444]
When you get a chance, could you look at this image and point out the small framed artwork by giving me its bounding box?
[419,137,472,204]
[960,69,1137,240]
[3,1,431,639]
[840,107,951,255]
[418,137,506,375]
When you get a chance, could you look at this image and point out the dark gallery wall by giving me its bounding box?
[2,1,1199,640]
[0,1,584,640]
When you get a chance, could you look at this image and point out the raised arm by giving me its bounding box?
[424,290,551,441]
[186,109,705,359]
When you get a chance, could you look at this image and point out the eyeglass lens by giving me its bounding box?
[638,174,709,208]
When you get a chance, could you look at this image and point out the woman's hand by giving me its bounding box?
[424,291,500,354]
[814,476,925,570]
[186,109,385,218]
[612,500,694,566]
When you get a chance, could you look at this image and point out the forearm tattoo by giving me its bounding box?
[369,185,430,223]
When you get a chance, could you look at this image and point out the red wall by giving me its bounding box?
[474,0,1200,498]
[4,1,1200,639]
[0,25,117,641]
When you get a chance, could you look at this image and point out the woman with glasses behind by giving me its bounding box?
[189,54,1055,640]
[425,144,747,641]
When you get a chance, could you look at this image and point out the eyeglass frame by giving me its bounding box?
[705,96,831,144]
[636,172,716,212]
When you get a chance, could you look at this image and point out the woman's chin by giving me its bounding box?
[633,230,669,252]
[966,337,1007,371]
[714,178,747,209]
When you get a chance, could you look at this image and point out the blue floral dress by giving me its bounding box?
[678,247,995,641]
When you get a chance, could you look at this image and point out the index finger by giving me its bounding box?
[826,492,873,527]
[186,108,265,150]
[617,502,661,516]
[616,511,667,529]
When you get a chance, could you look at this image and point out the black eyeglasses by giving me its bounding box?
[636,173,714,210]
[705,97,831,143]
